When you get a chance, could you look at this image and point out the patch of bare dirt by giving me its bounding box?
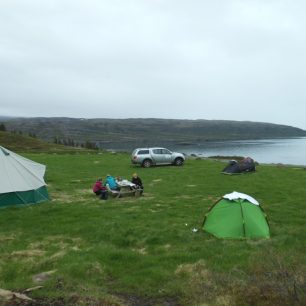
[2,296,121,306]
[118,293,180,306]
[0,234,18,242]
[32,270,57,284]
[10,250,45,258]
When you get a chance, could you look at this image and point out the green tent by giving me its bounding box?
[203,192,270,239]
[0,146,49,208]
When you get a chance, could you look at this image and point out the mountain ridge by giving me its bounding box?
[2,117,306,150]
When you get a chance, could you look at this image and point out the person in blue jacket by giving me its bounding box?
[105,175,120,191]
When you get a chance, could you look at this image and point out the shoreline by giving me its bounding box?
[186,154,306,168]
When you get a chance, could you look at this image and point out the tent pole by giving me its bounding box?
[239,200,246,237]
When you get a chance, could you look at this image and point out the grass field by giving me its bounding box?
[0,152,306,306]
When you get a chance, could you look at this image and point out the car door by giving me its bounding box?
[151,148,172,165]
[160,148,172,164]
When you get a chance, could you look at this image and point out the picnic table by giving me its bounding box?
[106,180,140,198]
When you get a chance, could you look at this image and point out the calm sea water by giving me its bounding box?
[173,138,306,166]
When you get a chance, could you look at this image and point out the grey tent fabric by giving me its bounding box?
[222,157,256,175]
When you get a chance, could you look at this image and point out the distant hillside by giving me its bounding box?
[0,130,91,153]
[2,117,306,150]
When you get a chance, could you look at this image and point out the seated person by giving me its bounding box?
[116,176,123,184]
[105,174,120,191]
[92,178,108,200]
[131,173,144,195]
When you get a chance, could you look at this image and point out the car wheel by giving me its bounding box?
[142,159,152,168]
[174,158,184,166]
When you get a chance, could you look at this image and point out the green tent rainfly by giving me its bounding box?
[0,146,49,207]
[203,191,270,239]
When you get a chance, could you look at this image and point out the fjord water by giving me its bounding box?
[176,138,306,166]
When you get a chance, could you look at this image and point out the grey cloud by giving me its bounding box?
[0,0,306,128]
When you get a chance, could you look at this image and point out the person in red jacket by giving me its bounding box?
[92,178,108,200]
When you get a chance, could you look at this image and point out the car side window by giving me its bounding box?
[152,149,162,154]
[161,149,171,154]
[138,150,149,155]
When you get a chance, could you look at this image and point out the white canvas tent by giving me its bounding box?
[0,146,49,207]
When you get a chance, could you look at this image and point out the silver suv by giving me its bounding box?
[131,147,185,168]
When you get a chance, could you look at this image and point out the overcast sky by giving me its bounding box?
[1,0,306,129]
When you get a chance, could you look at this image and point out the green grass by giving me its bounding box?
[0,152,306,305]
